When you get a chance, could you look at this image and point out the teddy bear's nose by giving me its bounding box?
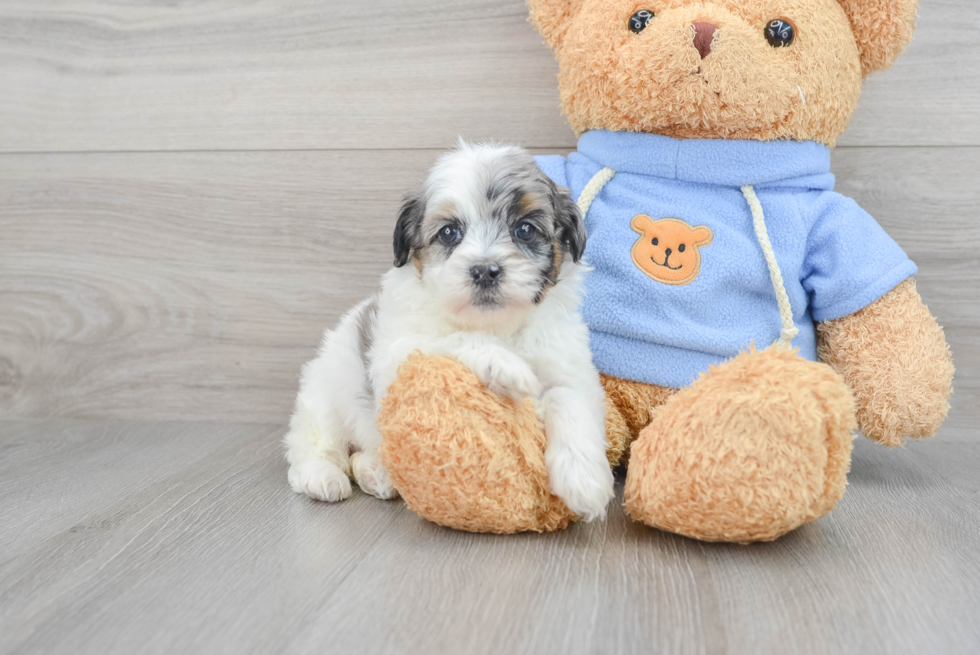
[693,22,718,59]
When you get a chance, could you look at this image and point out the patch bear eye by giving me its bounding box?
[629,10,655,34]
[765,19,795,47]
[651,237,659,245]
[678,243,686,252]
[514,222,537,242]
[438,224,462,246]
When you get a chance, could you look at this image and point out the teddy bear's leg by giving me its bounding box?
[377,352,576,533]
[602,394,631,468]
[601,375,676,464]
[624,344,857,543]
[817,278,954,447]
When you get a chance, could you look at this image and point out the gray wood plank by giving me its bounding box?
[0,0,977,152]
[0,419,977,655]
[0,419,277,558]
[0,149,412,423]
[1,147,976,439]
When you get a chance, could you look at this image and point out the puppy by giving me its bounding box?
[283,141,614,521]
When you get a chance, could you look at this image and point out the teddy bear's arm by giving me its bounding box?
[816,278,953,447]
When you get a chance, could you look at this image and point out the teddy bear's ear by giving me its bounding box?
[837,0,918,76]
[691,226,713,246]
[528,0,587,50]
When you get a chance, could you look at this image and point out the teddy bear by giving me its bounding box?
[377,0,954,541]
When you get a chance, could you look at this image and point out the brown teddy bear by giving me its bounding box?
[378,0,954,541]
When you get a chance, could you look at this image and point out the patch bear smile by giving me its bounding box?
[650,254,682,270]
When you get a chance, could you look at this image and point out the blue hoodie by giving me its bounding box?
[536,130,916,390]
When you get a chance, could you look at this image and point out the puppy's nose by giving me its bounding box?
[693,22,718,59]
[664,247,672,257]
[470,263,502,288]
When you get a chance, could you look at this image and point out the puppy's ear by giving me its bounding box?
[393,192,425,268]
[551,184,587,263]
[837,0,918,76]
[528,0,587,50]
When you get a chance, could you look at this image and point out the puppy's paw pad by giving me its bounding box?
[548,450,615,522]
[351,452,399,500]
[288,460,352,502]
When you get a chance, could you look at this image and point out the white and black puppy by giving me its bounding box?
[284,141,614,521]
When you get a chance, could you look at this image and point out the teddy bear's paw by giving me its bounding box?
[817,278,954,447]
[378,352,574,533]
[624,345,857,543]
[460,346,543,400]
[350,451,399,500]
[288,459,352,503]
[546,445,615,522]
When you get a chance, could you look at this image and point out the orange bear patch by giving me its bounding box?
[630,215,713,286]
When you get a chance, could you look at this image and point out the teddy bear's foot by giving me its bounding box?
[377,352,574,534]
[624,345,857,543]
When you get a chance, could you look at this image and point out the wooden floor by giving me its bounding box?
[0,420,977,655]
[2,1,980,653]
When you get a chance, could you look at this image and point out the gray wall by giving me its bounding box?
[1,1,977,439]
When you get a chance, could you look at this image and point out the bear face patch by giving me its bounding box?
[630,215,713,285]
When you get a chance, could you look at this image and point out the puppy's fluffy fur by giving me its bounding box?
[284,141,614,520]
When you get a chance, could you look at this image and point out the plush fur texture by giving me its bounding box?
[623,345,856,543]
[528,0,918,145]
[838,0,919,76]
[817,279,954,447]
[379,353,576,533]
[600,374,675,460]
[603,395,631,468]
[379,353,628,533]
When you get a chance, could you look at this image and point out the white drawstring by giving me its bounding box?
[577,167,616,217]
[741,184,799,348]
[576,168,798,350]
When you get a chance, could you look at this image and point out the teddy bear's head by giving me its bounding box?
[529,0,917,145]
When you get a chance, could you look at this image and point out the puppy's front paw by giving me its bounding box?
[288,459,352,502]
[546,446,615,522]
[467,349,542,400]
[350,451,399,500]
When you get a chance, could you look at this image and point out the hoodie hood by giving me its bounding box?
[576,130,835,190]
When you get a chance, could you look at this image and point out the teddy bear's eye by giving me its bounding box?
[678,243,686,253]
[629,10,655,34]
[651,237,659,246]
[765,19,795,47]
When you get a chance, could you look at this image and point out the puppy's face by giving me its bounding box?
[393,143,585,326]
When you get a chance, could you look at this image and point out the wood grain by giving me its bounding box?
[0,419,977,655]
[2,147,976,439]
[0,0,978,153]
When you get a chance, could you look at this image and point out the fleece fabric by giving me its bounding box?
[536,130,916,390]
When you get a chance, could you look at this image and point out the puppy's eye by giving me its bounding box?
[514,222,537,242]
[437,224,462,246]
[651,237,659,246]
[678,243,686,252]
[765,19,795,47]
[629,10,655,34]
